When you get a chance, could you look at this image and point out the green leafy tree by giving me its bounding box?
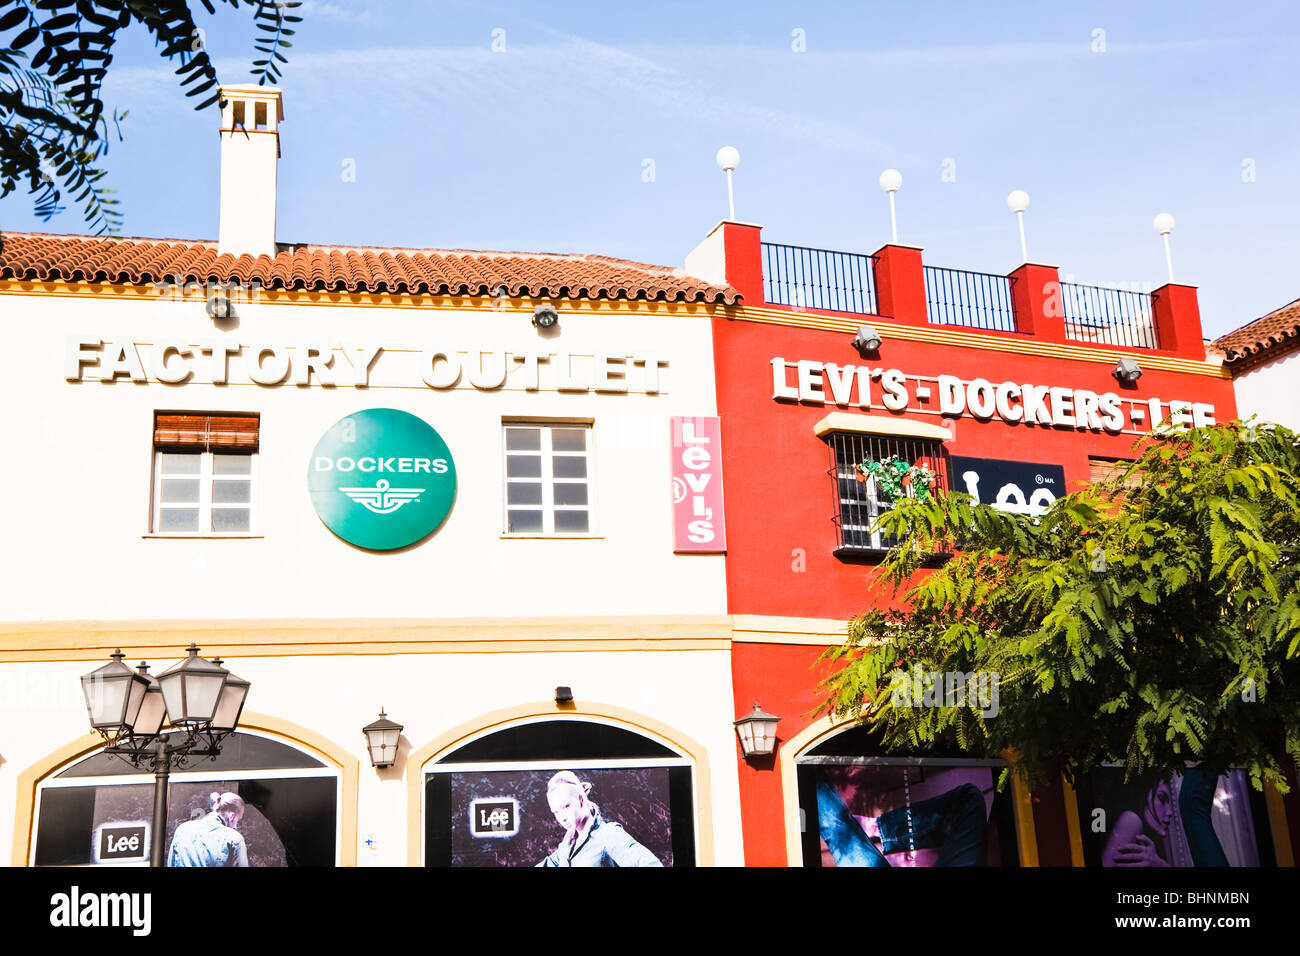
[0,0,301,234]
[818,421,1300,793]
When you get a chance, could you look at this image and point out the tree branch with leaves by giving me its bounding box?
[0,0,301,234]
[818,421,1300,795]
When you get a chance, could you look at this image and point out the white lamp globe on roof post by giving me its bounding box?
[878,168,903,244]
[1153,213,1176,283]
[1006,189,1031,262]
[716,146,741,220]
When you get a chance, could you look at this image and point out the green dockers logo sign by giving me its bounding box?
[308,408,456,550]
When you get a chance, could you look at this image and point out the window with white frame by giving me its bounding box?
[152,413,259,534]
[502,423,594,534]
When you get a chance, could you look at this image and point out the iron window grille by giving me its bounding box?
[826,432,949,559]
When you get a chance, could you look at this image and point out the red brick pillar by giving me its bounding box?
[871,243,927,324]
[718,222,764,305]
[1007,262,1065,341]
[1151,283,1205,358]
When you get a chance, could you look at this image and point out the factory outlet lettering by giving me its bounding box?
[64,338,669,394]
[771,357,1217,434]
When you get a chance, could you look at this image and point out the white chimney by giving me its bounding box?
[218,85,283,259]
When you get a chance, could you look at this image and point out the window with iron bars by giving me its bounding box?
[826,432,949,558]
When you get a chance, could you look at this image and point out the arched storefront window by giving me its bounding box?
[32,730,342,867]
[794,726,1021,868]
[1074,764,1275,867]
[423,717,696,867]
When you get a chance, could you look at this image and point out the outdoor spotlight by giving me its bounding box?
[206,293,232,320]
[734,701,781,759]
[555,686,574,704]
[362,709,404,769]
[532,304,559,330]
[852,325,883,357]
[1112,357,1143,388]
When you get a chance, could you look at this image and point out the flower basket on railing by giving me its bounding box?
[856,455,936,502]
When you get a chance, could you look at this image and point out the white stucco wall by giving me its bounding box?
[1231,348,1300,431]
[0,649,745,867]
[1,291,726,620]
[0,287,743,866]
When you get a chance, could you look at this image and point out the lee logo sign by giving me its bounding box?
[469,799,519,838]
[308,408,457,550]
[671,416,726,553]
[93,823,148,863]
[951,456,1066,518]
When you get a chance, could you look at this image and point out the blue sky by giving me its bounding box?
[2,0,1296,337]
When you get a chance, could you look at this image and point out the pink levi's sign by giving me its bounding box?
[670,416,727,553]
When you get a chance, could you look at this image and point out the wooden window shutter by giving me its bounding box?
[1089,458,1140,488]
[154,413,259,452]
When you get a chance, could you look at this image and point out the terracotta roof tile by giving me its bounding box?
[1212,297,1300,363]
[0,232,739,304]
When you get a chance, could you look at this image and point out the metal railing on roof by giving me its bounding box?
[760,242,878,315]
[922,265,1017,332]
[1060,282,1160,349]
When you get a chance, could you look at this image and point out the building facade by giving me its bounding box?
[687,222,1298,867]
[1,87,743,868]
[4,85,1296,868]
[1211,297,1300,431]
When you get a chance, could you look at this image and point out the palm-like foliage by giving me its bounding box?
[818,421,1300,794]
[0,0,302,234]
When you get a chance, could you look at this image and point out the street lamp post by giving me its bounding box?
[80,645,248,867]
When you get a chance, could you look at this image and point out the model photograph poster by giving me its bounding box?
[814,765,1007,867]
[440,767,673,867]
[35,777,336,867]
[1081,767,1265,867]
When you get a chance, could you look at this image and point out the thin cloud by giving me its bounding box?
[296,1,377,24]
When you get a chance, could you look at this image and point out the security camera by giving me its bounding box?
[1112,357,1143,388]
[532,304,559,330]
[851,325,882,357]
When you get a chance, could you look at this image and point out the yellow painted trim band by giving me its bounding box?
[1062,775,1086,867]
[0,279,730,318]
[0,615,735,662]
[404,701,715,867]
[730,614,848,646]
[1010,767,1039,867]
[4,613,863,657]
[11,731,102,867]
[733,305,1231,379]
[11,712,359,867]
[3,279,1226,376]
[1265,781,1294,867]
